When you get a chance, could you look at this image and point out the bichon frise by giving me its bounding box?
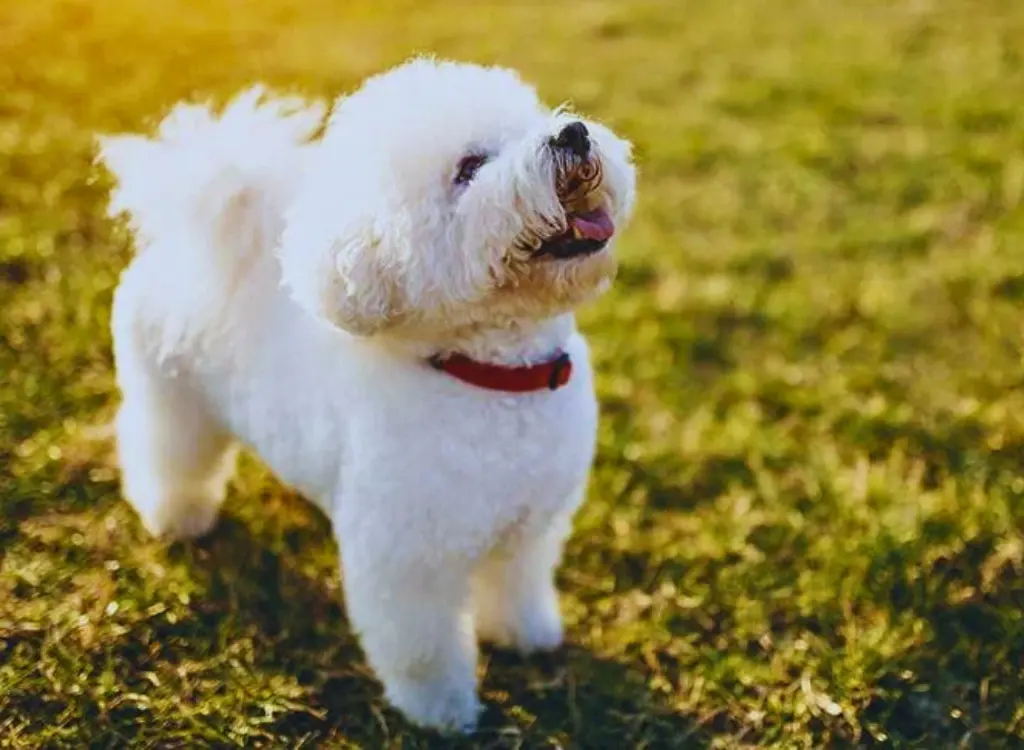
[97,57,636,732]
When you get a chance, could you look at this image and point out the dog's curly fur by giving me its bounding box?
[97,57,637,732]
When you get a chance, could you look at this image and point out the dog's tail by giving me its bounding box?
[96,87,325,265]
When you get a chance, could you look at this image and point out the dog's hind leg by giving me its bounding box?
[111,287,236,540]
[114,365,236,540]
[114,367,236,540]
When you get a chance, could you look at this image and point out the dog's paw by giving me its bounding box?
[384,676,482,734]
[477,596,565,654]
[131,492,221,541]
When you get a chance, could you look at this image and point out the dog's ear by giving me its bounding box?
[278,205,407,336]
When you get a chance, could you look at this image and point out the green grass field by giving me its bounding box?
[2,0,1023,747]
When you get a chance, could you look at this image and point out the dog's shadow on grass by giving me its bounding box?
[173,508,707,748]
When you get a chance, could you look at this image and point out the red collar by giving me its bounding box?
[428,349,573,393]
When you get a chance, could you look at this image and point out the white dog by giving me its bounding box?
[97,57,636,733]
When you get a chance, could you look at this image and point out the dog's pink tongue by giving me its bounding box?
[570,208,615,241]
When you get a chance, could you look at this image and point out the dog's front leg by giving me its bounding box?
[341,540,482,734]
[472,497,581,654]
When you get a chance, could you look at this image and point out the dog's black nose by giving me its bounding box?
[552,121,590,158]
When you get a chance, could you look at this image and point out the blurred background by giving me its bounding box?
[1,1,1022,747]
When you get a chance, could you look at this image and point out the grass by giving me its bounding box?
[1,0,1023,746]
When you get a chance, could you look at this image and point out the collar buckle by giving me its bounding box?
[548,351,573,390]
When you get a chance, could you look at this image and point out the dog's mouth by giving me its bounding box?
[533,207,615,260]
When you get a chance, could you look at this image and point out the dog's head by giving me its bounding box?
[279,57,637,338]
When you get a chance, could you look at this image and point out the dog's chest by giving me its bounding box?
[342,366,600,540]
[464,389,597,504]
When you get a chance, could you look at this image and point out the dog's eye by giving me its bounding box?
[454,154,488,185]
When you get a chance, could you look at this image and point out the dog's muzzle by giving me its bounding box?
[552,121,590,159]
[533,122,614,260]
